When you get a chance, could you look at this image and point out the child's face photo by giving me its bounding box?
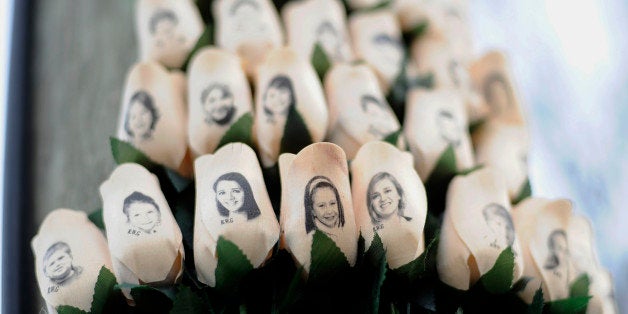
[44,250,73,281]
[312,187,340,229]
[265,85,292,115]
[127,202,160,232]
[127,100,153,139]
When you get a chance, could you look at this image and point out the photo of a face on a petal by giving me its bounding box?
[124,90,160,143]
[304,176,346,237]
[43,242,83,287]
[361,95,398,138]
[263,75,295,123]
[149,8,184,49]
[367,172,412,226]
[483,72,513,115]
[482,203,515,250]
[123,191,162,234]
[213,172,261,222]
[372,33,403,70]
[544,229,570,280]
[229,0,267,36]
[316,21,344,61]
[201,83,236,126]
[436,109,462,147]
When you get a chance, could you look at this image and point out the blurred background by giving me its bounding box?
[1,0,626,312]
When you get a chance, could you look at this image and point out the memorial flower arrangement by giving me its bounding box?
[31,0,617,313]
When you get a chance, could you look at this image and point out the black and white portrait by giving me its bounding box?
[201,83,236,126]
[263,75,295,123]
[483,72,513,115]
[316,21,344,61]
[436,109,462,147]
[361,95,398,138]
[123,191,162,234]
[124,90,160,142]
[229,0,267,36]
[448,60,466,88]
[372,33,403,70]
[482,203,515,250]
[149,8,184,48]
[43,242,83,287]
[544,229,570,276]
[304,176,346,236]
[213,172,261,222]
[367,172,412,226]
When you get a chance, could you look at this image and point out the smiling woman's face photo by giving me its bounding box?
[369,177,401,219]
[127,101,153,138]
[216,180,244,213]
[150,9,182,49]
[312,186,340,229]
[202,85,236,126]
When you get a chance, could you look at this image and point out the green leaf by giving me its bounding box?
[215,236,254,293]
[309,230,351,283]
[479,247,515,294]
[90,266,118,314]
[278,266,305,311]
[409,72,435,89]
[528,288,545,314]
[544,296,590,314]
[569,274,590,298]
[424,145,457,215]
[131,285,174,314]
[170,286,206,314]
[312,43,332,81]
[457,165,483,176]
[393,233,439,282]
[511,276,533,293]
[361,233,387,313]
[88,208,105,230]
[383,129,402,147]
[110,137,155,169]
[165,168,192,193]
[181,25,213,71]
[57,305,88,314]
[513,179,532,204]
[279,107,313,156]
[429,145,457,181]
[402,22,428,46]
[216,112,254,150]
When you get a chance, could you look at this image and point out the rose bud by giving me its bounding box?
[349,10,404,92]
[279,142,358,272]
[473,119,529,201]
[193,143,280,286]
[282,0,354,63]
[437,168,524,290]
[187,48,253,157]
[136,0,204,69]
[567,215,617,313]
[116,62,188,173]
[469,51,526,124]
[254,47,329,168]
[213,0,284,77]
[403,89,475,181]
[351,141,427,268]
[512,198,575,302]
[100,163,184,296]
[324,64,403,160]
[32,209,113,312]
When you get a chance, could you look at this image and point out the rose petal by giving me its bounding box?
[280,142,358,271]
[193,143,280,286]
[282,0,354,63]
[31,209,113,311]
[136,0,204,68]
[351,141,427,268]
[187,48,253,157]
[213,0,284,77]
[254,47,328,167]
[325,64,402,160]
[100,163,184,286]
[117,62,188,172]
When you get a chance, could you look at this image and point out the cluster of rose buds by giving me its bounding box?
[32,0,616,312]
